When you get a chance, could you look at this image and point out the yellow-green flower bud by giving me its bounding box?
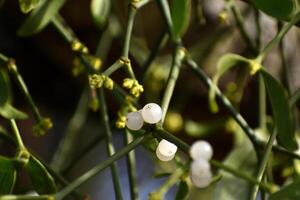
[104,77,114,90]
[71,40,89,54]
[89,74,104,88]
[123,78,135,89]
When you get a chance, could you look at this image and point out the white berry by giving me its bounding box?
[190,159,212,188]
[125,111,144,131]
[142,103,162,124]
[190,169,212,188]
[190,140,213,161]
[156,139,177,161]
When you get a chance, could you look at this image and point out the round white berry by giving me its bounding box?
[189,140,213,161]
[156,139,178,161]
[142,103,162,124]
[125,111,144,131]
[190,159,211,177]
[190,159,212,188]
[190,168,212,188]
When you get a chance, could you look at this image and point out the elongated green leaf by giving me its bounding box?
[0,68,10,106]
[175,180,189,200]
[91,0,110,29]
[261,70,297,151]
[171,0,191,38]
[209,53,250,112]
[25,156,56,194]
[0,156,17,194]
[19,0,41,13]
[0,104,28,120]
[18,0,67,36]
[270,179,300,200]
[252,0,296,20]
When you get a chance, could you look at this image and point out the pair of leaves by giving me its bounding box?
[91,0,111,29]
[0,155,56,195]
[19,0,41,13]
[18,0,67,36]
[252,0,296,20]
[211,53,297,151]
[171,0,191,38]
[0,68,28,120]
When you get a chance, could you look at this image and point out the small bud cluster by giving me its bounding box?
[88,74,114,90]
[123,78,144,98]
[32,118,53,136]
[189,141,213,188]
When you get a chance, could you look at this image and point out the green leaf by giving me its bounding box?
[91,0,111,29]
[261,70,297,151]
[175,180,189,200]
[209,53,250,113]
[171,0,191,38]
[18,0,67,36]
[0,156,17,195]
[25,156,56,194]
[252,0,296,20]
[269,179,300,200]
[19,0,41,13]
[0,104,28,120]
[0,68,10,106]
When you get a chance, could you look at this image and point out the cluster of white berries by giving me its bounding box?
[125,103,179,162]
[189,140,213,188]
[125,103,163,130]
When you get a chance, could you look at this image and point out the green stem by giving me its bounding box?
[231,4,257,55]
[50,88,89,172]
[250,129,278,200]
[8,61,43,123]
[51,14,74,43]
[98,89,123,200]
[122,4,136,59]
[160,47,186,124]
[103,59,123,77]
[257,11,300,62]
[0,195,53,200]
[258,74,266,130]
[156,0,177,42]
[10,119,25,149]
[55,133,151,200]
[125,130,138,200]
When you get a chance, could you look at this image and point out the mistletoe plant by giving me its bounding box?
[1,0,300,199]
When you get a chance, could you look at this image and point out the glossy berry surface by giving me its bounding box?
[142,103,162,124]
[156,139,177,161]
[125,111,144,131]
[189,140,213,161]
